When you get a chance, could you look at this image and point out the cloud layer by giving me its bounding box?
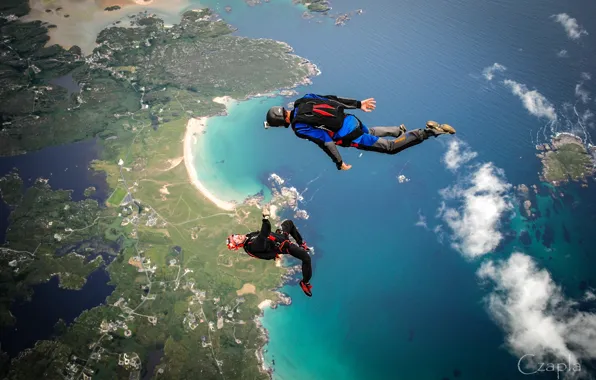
[443,139,478,171]
[575,83,591,104]
[438,163,513,257]
[503,80,558,122]
[552,13,588,40]
[478,253,596,373]
[483,63,507,81]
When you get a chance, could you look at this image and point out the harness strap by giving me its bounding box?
[278,240,289,252]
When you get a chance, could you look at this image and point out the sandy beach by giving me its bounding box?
[184,117,236,211]
[213,96,237,108]
[258,299,273,310]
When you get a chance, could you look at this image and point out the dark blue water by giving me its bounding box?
[50,73,81,96]
[191,1,596,379]
[0,269,115,358]
[0,139,109,243]
[0,140,113,358]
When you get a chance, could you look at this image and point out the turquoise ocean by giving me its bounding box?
[187,0,596,379]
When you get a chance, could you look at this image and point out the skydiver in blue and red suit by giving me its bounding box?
[264,94,456,170]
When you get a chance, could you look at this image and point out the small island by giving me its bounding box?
[536,133,596,186]
[295,0,331,13]
[83,186,96,197]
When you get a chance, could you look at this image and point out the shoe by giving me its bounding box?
[300,242,310,251]
[299,281,312,297]
[399,124,407,134]
[425,120,456,136]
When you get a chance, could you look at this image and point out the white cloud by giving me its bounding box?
[581,72,591,81]
[557,49,569,58]
[436,201,447,217]
[443,139,478,171]
[482,63,507,81]
[438,163,513,258]
[575,83,591,104]
[415,210,428,229]
[581,109,594,124]
[503,80,558,122]
[433,224,445,244]
[552,13,588,40]
[478,253,596,374]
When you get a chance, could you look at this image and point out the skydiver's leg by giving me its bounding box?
[280,219,304,246]
[281,242,312,283]
[367,125,407,138]
[350,129,430,155]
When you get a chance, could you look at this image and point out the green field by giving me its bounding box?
[107,187,128,207]
[541,142,594,183]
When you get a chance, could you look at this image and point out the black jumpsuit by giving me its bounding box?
[243,219,312,283]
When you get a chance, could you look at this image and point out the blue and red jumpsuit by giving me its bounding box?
[290,94,430,169]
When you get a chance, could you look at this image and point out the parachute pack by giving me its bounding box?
[291,97,348,133]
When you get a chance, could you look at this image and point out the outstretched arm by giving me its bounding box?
[301,93,374,112]
[321,95,362,109]
[293,124,345,169]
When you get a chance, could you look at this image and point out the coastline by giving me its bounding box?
[183,94,318,377]
[255,291,293,377]
[183,116,237,211]
[181,64,320,378]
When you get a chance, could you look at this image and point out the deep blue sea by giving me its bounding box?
[189,0,596,379]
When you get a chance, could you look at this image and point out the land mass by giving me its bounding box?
[294,0,331,13]
[0,1,317,379]
[536,133,596,186]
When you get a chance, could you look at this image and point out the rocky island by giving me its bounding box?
[536,133,596,186]
[294,0,332,13]
[0,1,318,379]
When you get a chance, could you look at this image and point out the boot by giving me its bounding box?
[299,281,312,297]
[425,120,456,136]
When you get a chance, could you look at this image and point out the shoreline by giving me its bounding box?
[183,116,237,211]
[181,65,321,377]
[255,291,293,376]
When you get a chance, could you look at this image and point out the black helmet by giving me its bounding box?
[265,106,288,128]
